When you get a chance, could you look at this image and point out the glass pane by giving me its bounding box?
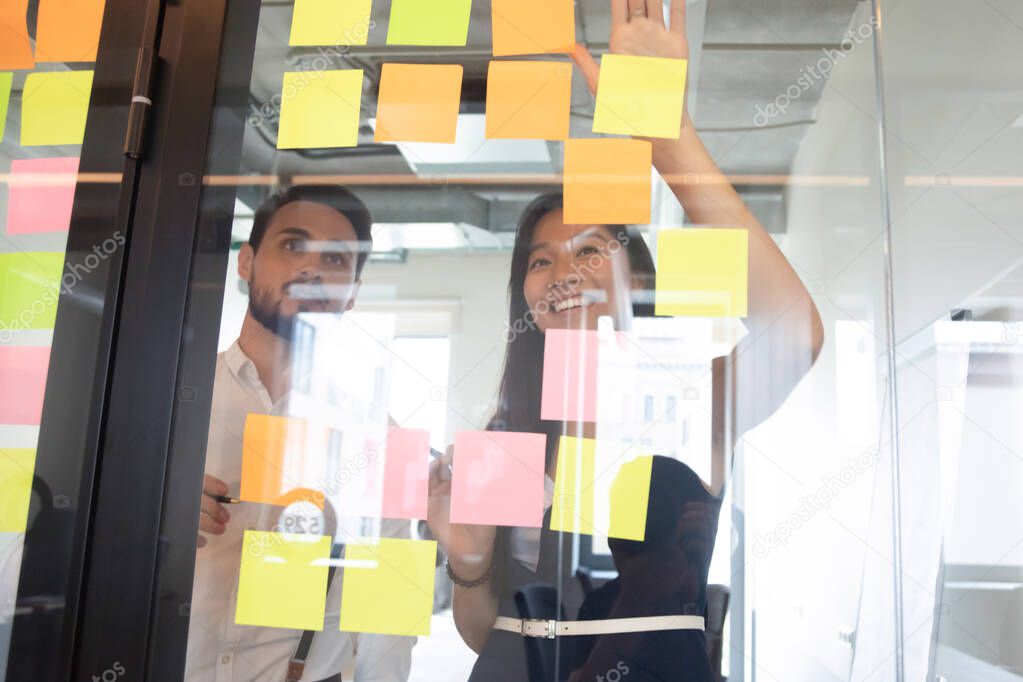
[172,1,899,681]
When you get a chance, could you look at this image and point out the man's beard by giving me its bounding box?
[249,285,296,341]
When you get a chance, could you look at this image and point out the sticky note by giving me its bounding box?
[374,63,462,143]
[0,0,34,69]
[486,61,571,140]
[655,228,749,317]
[381,427,429,520]
[236,531,331,630]
[277,70,363,149]
[491,0,575,57]
[340,537,436,636]
[21,70,94,146]
[541,329,598,422]
[7,158,79,235]
[563,138,652,225]
[240,414,309,506]
[36,0,106,63]
[387,0,471,46]
[0,347,51,425]
[0,252,64,331]
[593,55,687,139]
[290,0,372,47]
[549,438,650,541]
[450,431,546,527]
[0,449,37,532]
[0,73,12,141]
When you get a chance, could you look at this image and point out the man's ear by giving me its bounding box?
[344,278,362,312]
[238,243,254,283]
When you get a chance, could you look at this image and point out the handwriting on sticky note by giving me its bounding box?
[36,0,105,63]
[449,431,547,527]
[340,537,436,636]
[486,61,571,140]
[593,55,687,140]
[387,0,472,46]
[7,158,79,235]
[277,70,363,149]
[235,531,331,630]
[655,228,749,318]
[563,138,652,225]
[21,71,94,146]
[375,63,463,143]
[290,0,372,47]
[491,0,575,57]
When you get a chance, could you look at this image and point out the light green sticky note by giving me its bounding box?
[277,70,363,149]
[593,55,687,140]
[0,252,64,330]
[21,70,94,146]
[0,72,13,142]
[290,0,373,46]
[0,448,36,532]
[235,531,332,630]
[387,0,471,46]
[340,537,436,636]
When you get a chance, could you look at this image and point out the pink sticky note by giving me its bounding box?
[540,329,599,422]
[450,431,546,527]
[0,346,51,425]
[381,427,430,520]
[7,157,79,235]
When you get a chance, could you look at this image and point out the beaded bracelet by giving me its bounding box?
[445,556,494,588]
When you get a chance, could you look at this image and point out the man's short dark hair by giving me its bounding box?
[249,184,373,275]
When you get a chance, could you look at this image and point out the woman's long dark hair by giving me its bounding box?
[486,193,656,459]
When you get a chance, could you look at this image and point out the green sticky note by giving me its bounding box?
[593,55,687,140]
[277,70,363,149]
[0,448,36,532]
[290,0,373,46]
[21,70,94,146]
[0,252,64,330]
[0,72,13,142]
[387,0,471,46]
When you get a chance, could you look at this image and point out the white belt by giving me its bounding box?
[493,615,705,639]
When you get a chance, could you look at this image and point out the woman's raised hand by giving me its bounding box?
[572,0,690,96]
[426,446,497,575]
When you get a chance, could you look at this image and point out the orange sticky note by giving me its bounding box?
[36,0,106,63]
[0,0,34,69]
[563,138,652,225]
[240,414,309,506]
[235,531,331,630]
[486,61,571,140]
[491,0,575,57]
[374,63,463,143]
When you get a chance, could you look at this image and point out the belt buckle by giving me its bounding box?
[521,618,558,639]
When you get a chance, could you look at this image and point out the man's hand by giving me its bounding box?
[198,474,231,548]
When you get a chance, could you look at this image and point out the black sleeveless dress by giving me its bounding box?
[468,456,723,682]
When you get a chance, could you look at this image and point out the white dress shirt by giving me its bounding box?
[184,341,415,682]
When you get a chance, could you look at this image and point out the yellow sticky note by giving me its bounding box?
[593,55,687,140]
[563,138,652,225]
[290,0,372,47]
[277,70,363,149]
[0,72,12,142]
[0,252,64,330]
[549,437,650,541]
[387,0,471,46]
[655,228,749,317]
[0,0,34,69]
[340,537,436,636]
[491,0,575,57]
[236,531,332,630]
[21,71,94,146]
[486,61,571,140]
[36,0,106,63]
[0,449,36,532]
[374,63,462,143]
